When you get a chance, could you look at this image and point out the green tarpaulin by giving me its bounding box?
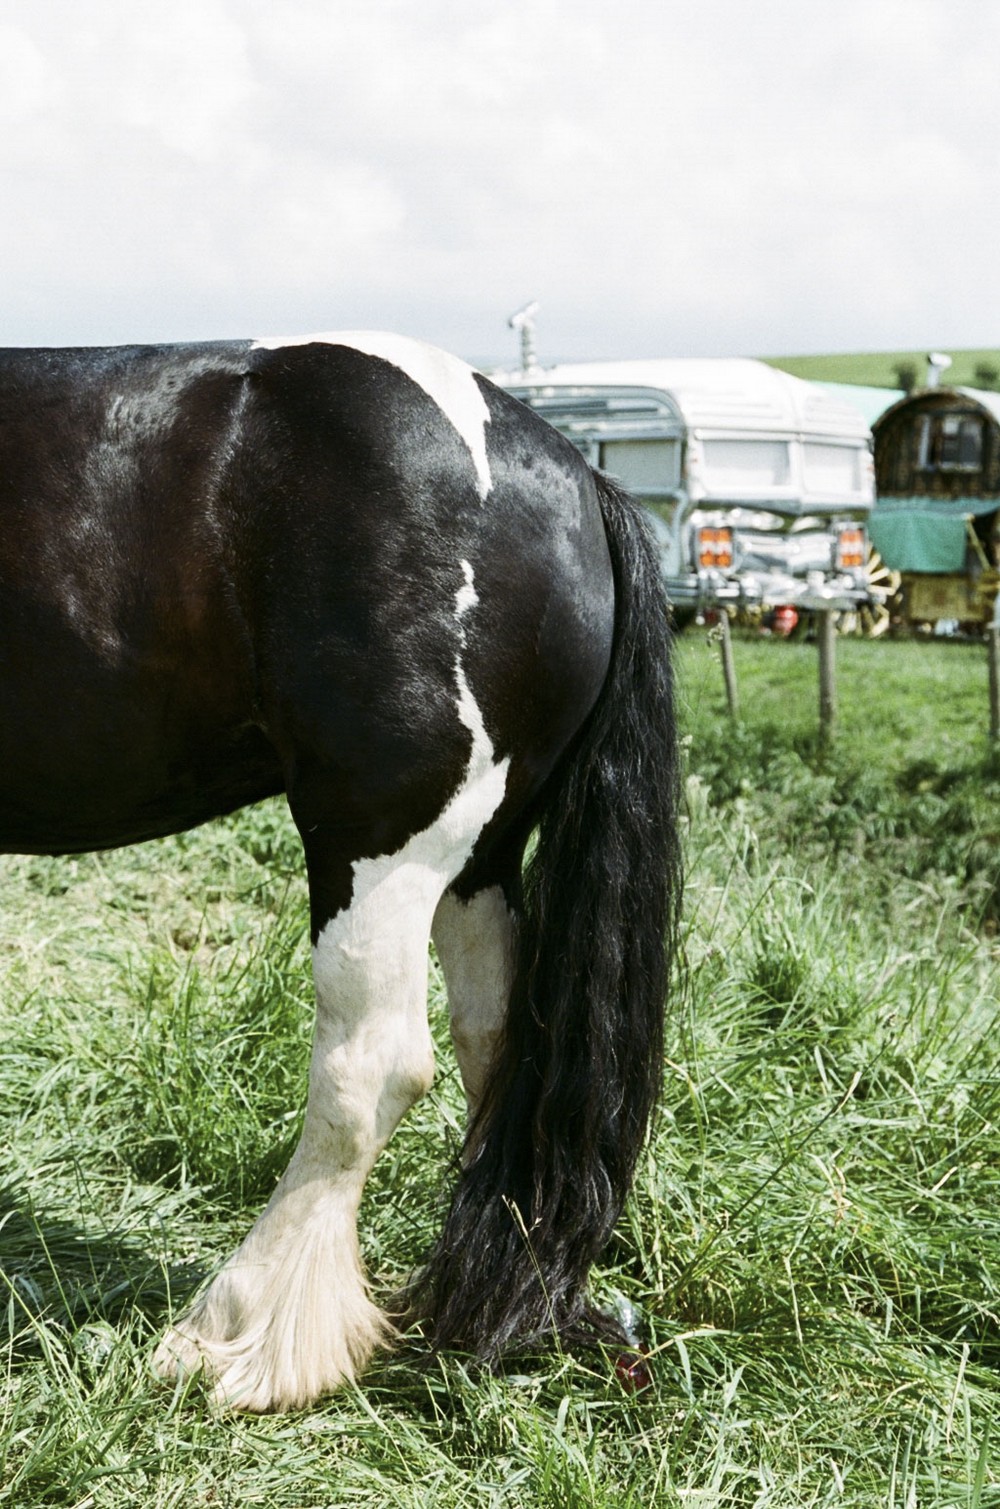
[869,497,999,573]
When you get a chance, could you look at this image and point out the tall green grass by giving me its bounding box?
[1,634,998,1506]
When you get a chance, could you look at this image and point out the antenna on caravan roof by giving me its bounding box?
[508,301,540,375]
[926,351,953,388]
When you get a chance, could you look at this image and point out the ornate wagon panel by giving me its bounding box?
[872,385,1000,625]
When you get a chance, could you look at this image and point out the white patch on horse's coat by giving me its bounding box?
[455,558,478,619]
[432,885,515,1115]
[252,330,493,499]
[156,562,509,1411]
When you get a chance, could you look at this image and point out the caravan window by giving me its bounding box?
[702,438,791,489]
[917,413,983,472]
[803,443,861,494]
[599,438,682,492]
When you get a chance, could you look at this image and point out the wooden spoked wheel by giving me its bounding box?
[839,547,902,636]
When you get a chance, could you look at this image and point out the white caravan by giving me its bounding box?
[495,358,876,623]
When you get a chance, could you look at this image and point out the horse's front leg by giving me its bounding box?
[154,858,439,1412]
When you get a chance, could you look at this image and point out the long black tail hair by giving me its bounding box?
[421,471,682,1358]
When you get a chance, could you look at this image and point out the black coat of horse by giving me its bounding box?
[0,331,680,1410]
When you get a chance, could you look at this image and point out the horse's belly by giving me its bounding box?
[0,718,284,855]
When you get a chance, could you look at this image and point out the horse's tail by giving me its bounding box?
[422,471,682,1359]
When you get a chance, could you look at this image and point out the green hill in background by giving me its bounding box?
[764,348,1000,391]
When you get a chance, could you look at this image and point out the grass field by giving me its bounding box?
[764,349,1000,391]
[2,634,1000,1507]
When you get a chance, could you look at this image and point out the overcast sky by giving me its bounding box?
[1,0,997,366]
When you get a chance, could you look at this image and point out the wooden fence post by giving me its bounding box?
[818,610,836,742]
[718,610,739,720]
[989,623,1000,743]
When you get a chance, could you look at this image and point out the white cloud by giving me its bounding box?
[0,0,998,357]
[108,0,259,160]
[0,23,52,121]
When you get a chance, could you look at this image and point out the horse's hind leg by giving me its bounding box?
[432,881,517,1120]
[154,851,442,1412]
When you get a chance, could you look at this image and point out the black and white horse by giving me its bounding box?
[0,331,681,1411]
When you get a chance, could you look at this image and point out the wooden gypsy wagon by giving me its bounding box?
[871,383,1000,628]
